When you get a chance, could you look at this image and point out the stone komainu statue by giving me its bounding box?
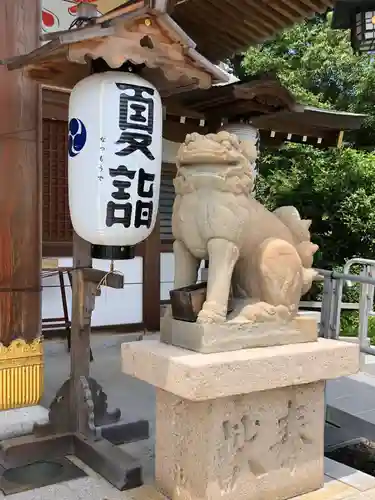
[171,130,318,324]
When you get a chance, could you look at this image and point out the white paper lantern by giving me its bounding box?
[68,71,162,259]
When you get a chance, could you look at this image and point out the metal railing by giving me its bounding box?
[318,258,375,356]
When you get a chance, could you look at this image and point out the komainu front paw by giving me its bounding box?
[197,301,227,324]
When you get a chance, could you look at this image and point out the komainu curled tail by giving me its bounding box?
[273,206,319,293]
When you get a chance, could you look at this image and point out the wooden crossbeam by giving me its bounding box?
[81,268,124,289]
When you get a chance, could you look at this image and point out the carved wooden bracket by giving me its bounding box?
[3,8,228,93]
[68,16,213,89]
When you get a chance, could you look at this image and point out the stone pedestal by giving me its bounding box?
[161,313,317,353]
[122,338,359,500]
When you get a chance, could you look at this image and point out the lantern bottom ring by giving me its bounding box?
[91,244,136,260]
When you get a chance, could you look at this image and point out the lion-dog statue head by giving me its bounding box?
[174,131,258,196]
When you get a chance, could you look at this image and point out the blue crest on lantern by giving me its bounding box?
[68,118,87,157]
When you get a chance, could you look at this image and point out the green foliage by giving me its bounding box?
[340,311,375,344]
[235,13,375,146]
[256,144,375,270]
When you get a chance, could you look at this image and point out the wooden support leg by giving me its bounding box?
[0,231,148,491]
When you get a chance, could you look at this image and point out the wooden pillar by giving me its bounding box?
[337,130,345,148]
[0,0,41,345]
[142,216,161,331]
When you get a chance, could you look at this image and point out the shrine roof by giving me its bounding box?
[165,74,366,131]
[252,105,366,134]
[162,75,366,147]
[96,0,336,61]
[165,74,302,121]
[1,2,229,95]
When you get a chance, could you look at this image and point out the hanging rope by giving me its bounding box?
[96,260,124,292]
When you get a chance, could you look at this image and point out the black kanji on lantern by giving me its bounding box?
[115,82,155,160]
[106,164,137,225]
[134,200,153,228]
[106,201,132,228]
[137,168,155,198]
[111,180,131,200]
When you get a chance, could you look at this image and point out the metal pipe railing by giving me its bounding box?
[316,259,375,356]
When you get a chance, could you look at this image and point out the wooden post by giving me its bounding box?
[337,130,345,148]
[70,232,92,430]
[143,216,161,331]
[0,0,41,346]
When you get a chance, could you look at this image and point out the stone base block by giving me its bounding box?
[122,338,359,500]
[122,338,358,401]
[161,314,317,353]
[156,382,324,500]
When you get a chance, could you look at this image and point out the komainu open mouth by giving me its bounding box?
[176,131,255,167]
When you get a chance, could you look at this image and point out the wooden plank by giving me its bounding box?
[0,0,41,345]
[81,268,124,289]
[0,434,74,469]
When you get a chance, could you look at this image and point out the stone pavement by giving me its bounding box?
[0,455,374,500]
[326,370,375,446]
[1,333,375,499]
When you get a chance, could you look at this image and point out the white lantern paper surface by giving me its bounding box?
[68,71,162,256]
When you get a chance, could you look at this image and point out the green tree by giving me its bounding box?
[232,12,375,147]
[257,145,375,270]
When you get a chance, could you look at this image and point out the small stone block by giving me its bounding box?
[161,314,317,353]
[156,382,325,500]
[121,338,359,401]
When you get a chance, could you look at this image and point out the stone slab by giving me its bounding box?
[155,381,325,500]
[121,338,359,401]
[324,457,375,492]
[161,314,317,353]
[0,405,49,440]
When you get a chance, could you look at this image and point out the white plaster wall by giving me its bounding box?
[160,252,205,301]
[42,257,143,327]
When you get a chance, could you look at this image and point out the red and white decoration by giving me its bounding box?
[41,0,99,33]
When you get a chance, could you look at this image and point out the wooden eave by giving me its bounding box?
[2,7,228,95]
[162,80,366,147]
[252,106,367,134]
[164,77,302,123]
[169,0,335,61]
[91,0,336,62]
